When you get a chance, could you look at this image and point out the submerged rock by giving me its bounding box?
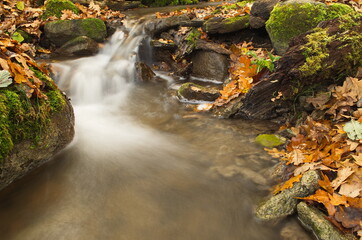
[266,1,354,54]
[177,82,220,102]
[56,36,99,57]
[297,202,355,240]
[256,170,320,220]
[202,15,250,34]
[191,50,229,82]
[44,18,107,47]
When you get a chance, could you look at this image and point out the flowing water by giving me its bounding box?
[0,18,309,240]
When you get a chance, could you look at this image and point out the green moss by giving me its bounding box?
[266,2,355,53]
[79,18,107,42]
[0,67,67,163]
[299,14,362,78]
[43,0,79,19]
[185,28,201,47]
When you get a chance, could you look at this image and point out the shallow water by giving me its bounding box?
[0,14,310,240]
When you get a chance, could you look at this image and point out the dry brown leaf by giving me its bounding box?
[331,167,354,189]
[273,174,302,194]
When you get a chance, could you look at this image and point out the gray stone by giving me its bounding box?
[44,18,107,47]
[297,202,355,240]
[178,82,220,102]
[135,62,165,83]
[250,0,280,28]
[256,170,320,220]
[106,0,141,11]
[195,39,231,55]
[202,15,250,34]
[56,36,99,57]
[191,50,229,82]
[144,15,191,37]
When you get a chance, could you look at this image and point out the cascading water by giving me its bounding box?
[0,19,309,240]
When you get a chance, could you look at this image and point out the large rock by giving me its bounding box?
[43,0,79,19]
[255,170,320,220]
[266,1,354,54]
[191,50,229,82]
[297,202,354,240]
[135,62,165,83]
[250,0,280,29]
[202,15,250,34]
[56,36,99,57]
[177,82,220,102]
[106,0,141,10]
[44,18,107,47]
[144,15,191,37]
[0,86,74,191]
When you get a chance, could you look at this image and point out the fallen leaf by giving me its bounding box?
[331,167,354,189]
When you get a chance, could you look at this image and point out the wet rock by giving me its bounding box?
[202,15,250,34]
[265,0,354,54]
[150,39,177,51]
[256,170,320,220]
[250,0,280,29]
[179,19,205,28]
[144,15,190,37]
[106,0,141,11]
[177,82,220,102]
[280,218,311,240]
[135,62,165,83]
[191,50,229,82]
[195,39,231,55]
[297,202,355,240]
[44,18,107,47]
[56,36,99,57]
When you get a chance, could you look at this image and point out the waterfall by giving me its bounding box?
[54,22,147,106]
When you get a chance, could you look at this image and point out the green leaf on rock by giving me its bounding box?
[0,70,13,88]
[343,120,362,140]
[16,1,25,10]
[255,134,286,148]
[11,32,24,43]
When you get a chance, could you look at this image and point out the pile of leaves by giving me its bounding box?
[267,76,362,238]
[0,37,51,99]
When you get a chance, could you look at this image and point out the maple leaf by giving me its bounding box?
[300,189,337,216]
[273,174,302,194]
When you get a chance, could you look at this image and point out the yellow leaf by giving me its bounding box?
[273,174,302,194]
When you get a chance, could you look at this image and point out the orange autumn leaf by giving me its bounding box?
[273,174,302,194]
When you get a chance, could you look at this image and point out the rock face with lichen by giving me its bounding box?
[235,13,362,120]
[202,15,250,34]
[0,74,74,191]
[266,0,354,54]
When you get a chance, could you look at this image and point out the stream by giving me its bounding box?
[0,12,310,240]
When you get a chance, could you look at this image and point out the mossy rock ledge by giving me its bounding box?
[43,0,79,19]
[0,82,75,191]
[44,18,107,47]
[266,0,354,54]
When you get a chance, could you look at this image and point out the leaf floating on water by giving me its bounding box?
[0,70,13,88]
[344,120,362,140]
[255,134,286,148]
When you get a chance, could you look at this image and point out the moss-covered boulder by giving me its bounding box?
[266,1,354,54]
[56,36,99,57]
[0,73,74,191]
[202,15,250,34]
[43,0,79,19]
[44,18,107,47]
[297,202,354,240]
[178,82,220,102]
